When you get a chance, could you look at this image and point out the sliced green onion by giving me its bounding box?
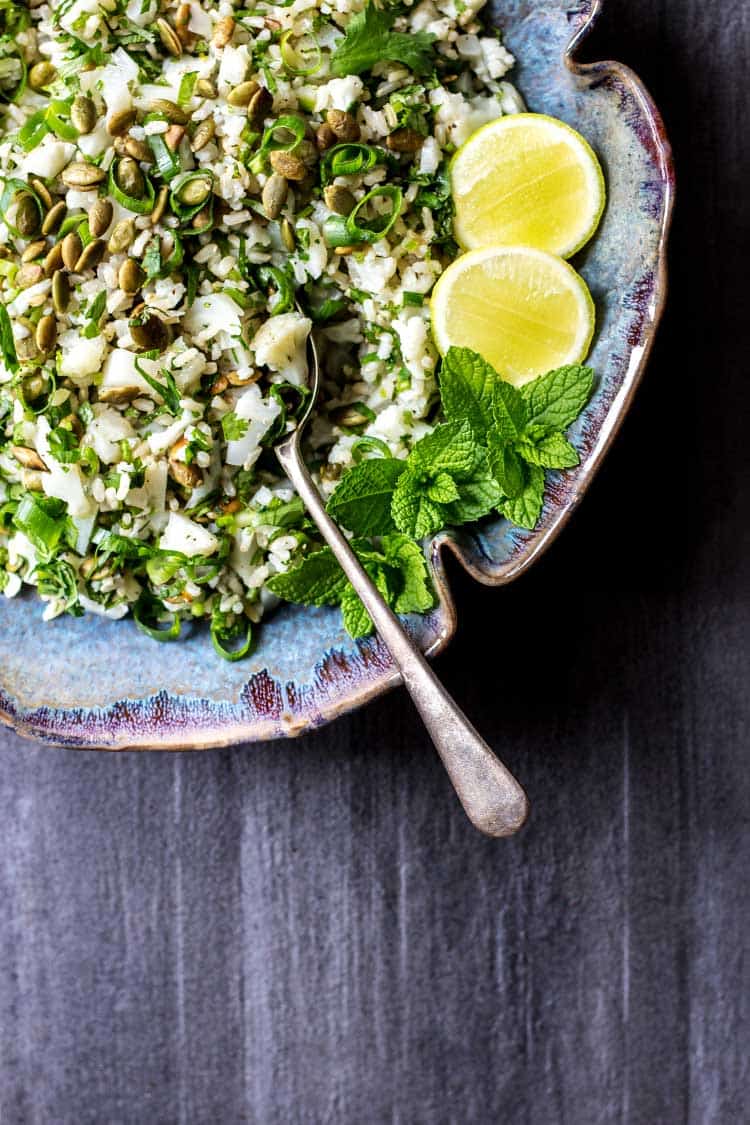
[169,170,215,222]
[57,212,87,238]
[0,178,44,237]
[257,265,294,315]
[323,143,379,180]
[148,134,182,182]
[351,436,391,462]
[18,110,49,152]
[46,100,78,142]
[279,30,322,76]
[258,114,306,155]
[211,619,253,661]
[178,71,198,106]
[108,160,156,215]
[13,494,66,557]
[146,553,184,587]
[0,301,17,373]
[346,185,403,243]
[19,369,56,415]
[133,594,182,642]
[322,214,353,248]
[0,48,26,105]
[402,290,424,307]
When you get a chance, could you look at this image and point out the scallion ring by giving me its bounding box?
[279,30,322,76]
[323,143,379,180]
[258,114,306,155]
[257,265,294,315]
[351,436,392,463]
[148,134,182,182]
[133,594,182,642]
[210,619,253,662]
[169,170,215,221]
[346,184,403,243]
[0,178,44,237]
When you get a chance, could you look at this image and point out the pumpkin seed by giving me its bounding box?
[269,150,306,181]
[174,3,193,46]
[195,78,217,99]
[165,124,185,151]
[62,162,106,189]
[10,445,46,471]
[88,198,113,238]
[97,385,143,404]
[261,173,287,219]
[130,311,171,352]
[280,218,296,252]
[35,314,57,354]
[41,200,67,236]
[191,204,212,230]
[151,185,169,225]
[16,263,44,288]
[52,270,70,313]
[45,243,64,277]
[156,17,183,57]
[191,118,215,153]
[30,178,53,209]
[212,15,235,47]
[124,137,154,163]
[28,61,56,90]
[330,404,373,429]
[15,193,40,237]
[385,127,424,153]
[315,122,336,151]
[108,218,135,254]
[247,86,273,126]
[169,439,201,489]
[61,230,82,271]
[116,157,145,199]
[16,336,39,362]
[107,107,137,136]
[21,239,47,264]
[118,258,144,295]
[74,239,106,273]
[148,98,188,125]
[71,94,97,135]
[227,80,259,108]
[319,462,343,483]
[20,469,44,491]
[323,185,356,216]
[0,246,11,260]
[176,174,212,207]
[326,109,360,142]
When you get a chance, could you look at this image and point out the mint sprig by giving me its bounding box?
[330,2,436,77]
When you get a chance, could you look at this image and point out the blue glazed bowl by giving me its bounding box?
[0,0,675,749]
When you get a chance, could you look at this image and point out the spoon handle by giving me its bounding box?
[276,442,529,837]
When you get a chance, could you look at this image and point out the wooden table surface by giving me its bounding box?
[1,1,747,1122]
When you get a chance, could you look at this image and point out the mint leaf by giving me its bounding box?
[493,381,527,442]
[440,347,498,437]
[487,431,525,498]
[409,420,478,480]
[392,470,444,538]
[519,431,579,469]
[443,454,503,524]
[326,456,405,535]
[222,412,249,441]
[501,464,545,529]
[341,583,373,638]
[521,364,594,431]
[330,2,435,77]
[426,471,459,504]
[266,548,348,605]
[383,535,435,615]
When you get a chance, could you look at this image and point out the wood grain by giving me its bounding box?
[0,1,748,1121]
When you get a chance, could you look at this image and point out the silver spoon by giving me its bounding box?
[274,325,529,837]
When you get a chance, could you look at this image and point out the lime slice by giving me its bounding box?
[451,113,606,258]
[430,245,595,385]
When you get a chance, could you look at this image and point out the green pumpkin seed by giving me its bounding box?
[52,270,70,313]
[156,17,183,57]
[330,404,373,429]
[326,109,360,142]
[116,157,145,199]
[107,107,137,136]
[269,150,306,182]
[315,123,336,151]
[212,15,235,47]
[169,440,202,489]
[227,80,259,108]
[61,230,82,271]
[16,337,39,363]
[385,127,424,153]
[15,193,40,237]
[44,242,64,276]
[176,175,212,207]
[191,118,215,153]
[10,445,46,471]
[35,315,57,354]
[323,185,355,216]
[261,173,287,219]
[148,98,188,125]
[118,258,143,295]
[280,218,296,252]
[62,162,106,189]
[123,137,153,163]
[28,61,57,90]
[107,218,135,254]
[16,263,44,288]
[29,179,53,210]
[130,311,171,352]
[247,86,273,127]
[88,198,113,238]
[74,239,106,273]
[151,185,169,225]
[21,239,46,264]
[71,94,97,135]
[191,204,213,231]
[41,200,67,236]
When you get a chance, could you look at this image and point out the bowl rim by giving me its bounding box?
[0,0,676,751]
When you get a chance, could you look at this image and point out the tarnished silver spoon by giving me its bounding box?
[274,324,529,837]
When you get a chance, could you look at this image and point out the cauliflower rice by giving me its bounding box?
[0,0,524,653]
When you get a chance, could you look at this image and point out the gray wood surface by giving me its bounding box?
[1,1,748,1122]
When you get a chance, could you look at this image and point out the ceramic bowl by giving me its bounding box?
[0,0,675,749]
